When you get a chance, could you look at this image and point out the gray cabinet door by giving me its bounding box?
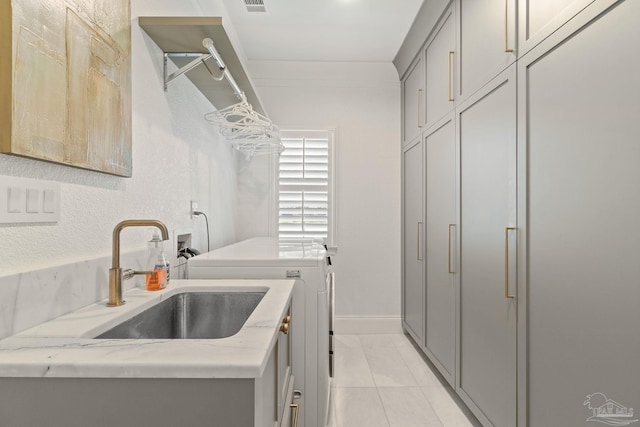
[458,65,517,427]
[424,114,457,385]
[403,57,424,144]
[403,139,424,342]
[424,5,456,129]
[457,0,516,101]
[517,0,594,55]
[520,1,640,425]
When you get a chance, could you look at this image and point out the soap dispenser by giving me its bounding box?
[146,232,170,291]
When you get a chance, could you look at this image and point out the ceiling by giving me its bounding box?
[220,0,424,62]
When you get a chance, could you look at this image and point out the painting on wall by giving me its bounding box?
[0,0,132,177]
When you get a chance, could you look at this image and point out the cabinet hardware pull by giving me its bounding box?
[504,227,516,298]
[290,403,300,427]
[504,0,514,52]
[280,322,289,334]
[448,224,455,273]
[417,89,423,128]
[448,52,455,101]
[417,222,424,261]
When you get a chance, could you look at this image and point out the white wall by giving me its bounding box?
[240,60,402,318]
[0,0,237,276]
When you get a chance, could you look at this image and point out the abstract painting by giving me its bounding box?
[0,0,132,177]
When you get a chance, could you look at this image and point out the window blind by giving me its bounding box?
[278,132,330,240]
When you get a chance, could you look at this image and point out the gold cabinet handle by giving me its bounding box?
[280,315,291,333]
[417,88,423,128]
[504,0,514,52]
[504,227,516,298]
[448,224,455,274]
[448,52,455,102]
[290,403,300,427]
[417,222,424,261]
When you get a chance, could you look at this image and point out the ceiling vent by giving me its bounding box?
[244,0,267,13]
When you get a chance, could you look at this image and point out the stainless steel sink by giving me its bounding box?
[97,292,265,339]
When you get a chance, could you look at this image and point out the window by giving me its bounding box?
[278,130,335,244]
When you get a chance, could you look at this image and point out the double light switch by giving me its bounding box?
[1,175,60,224]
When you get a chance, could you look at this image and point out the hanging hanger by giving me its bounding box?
[200,37,283,157]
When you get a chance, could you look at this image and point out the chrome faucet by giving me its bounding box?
[108,219,170,307]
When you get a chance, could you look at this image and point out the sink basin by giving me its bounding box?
[97,292,265,339]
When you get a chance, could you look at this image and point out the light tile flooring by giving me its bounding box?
[327,334,481,427]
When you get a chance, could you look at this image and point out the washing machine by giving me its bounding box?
[188,237,334,427]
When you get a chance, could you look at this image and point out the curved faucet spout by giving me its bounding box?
[108,219,169,307]
[111,220,169,269]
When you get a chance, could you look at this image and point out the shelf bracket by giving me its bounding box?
[163,52,223,91]
[161,39,247,105]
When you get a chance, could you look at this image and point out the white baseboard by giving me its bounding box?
[334,316,403,335]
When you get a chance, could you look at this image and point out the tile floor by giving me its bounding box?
[327,334,481,427]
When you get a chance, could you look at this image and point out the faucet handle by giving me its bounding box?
[123,269,154,280]
[122,269,136,280]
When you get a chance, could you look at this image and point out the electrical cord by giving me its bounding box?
[193,211,210,252]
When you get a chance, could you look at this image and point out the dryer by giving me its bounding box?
[188,237,333,427]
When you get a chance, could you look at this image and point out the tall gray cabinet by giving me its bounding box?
[424,114,456,384]
[458,66,517,427]
[402,138,424,343]
[518,1,640,425]
[402,2,458,388]
[399,0,639,426]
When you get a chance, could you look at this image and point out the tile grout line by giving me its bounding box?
[363,335,427,426]
[419,386,449,427]
[359,335,393,426]
[360,341,393,427]
[396,334,461,427]
[389,335,446,427]
[394,335,450,426]
[357,336,378,389]
[374,385,393,427]
[393,335,422,386]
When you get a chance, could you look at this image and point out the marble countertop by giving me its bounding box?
[189,236,325,267]
[0,279,294,379]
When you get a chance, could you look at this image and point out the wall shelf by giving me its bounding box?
[138,16,266,116]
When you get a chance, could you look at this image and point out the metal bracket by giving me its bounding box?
[161,39,246,105]
[163,52,224,91]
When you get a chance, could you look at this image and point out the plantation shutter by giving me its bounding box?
[278,131,330,241]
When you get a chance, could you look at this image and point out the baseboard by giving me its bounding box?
[334,316,403,334]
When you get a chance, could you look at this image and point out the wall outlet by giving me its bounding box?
[190,201,198,218]
[286,270,301,278]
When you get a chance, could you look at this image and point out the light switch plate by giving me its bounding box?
[0,175,60,224]
[7,187,23,213]
[26,188,40,213]
[43,189,55,213]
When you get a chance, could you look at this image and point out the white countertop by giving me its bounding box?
[0,279,294,379]
[188,237,325,267]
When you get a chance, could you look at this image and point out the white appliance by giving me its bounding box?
[188,237,333,427]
